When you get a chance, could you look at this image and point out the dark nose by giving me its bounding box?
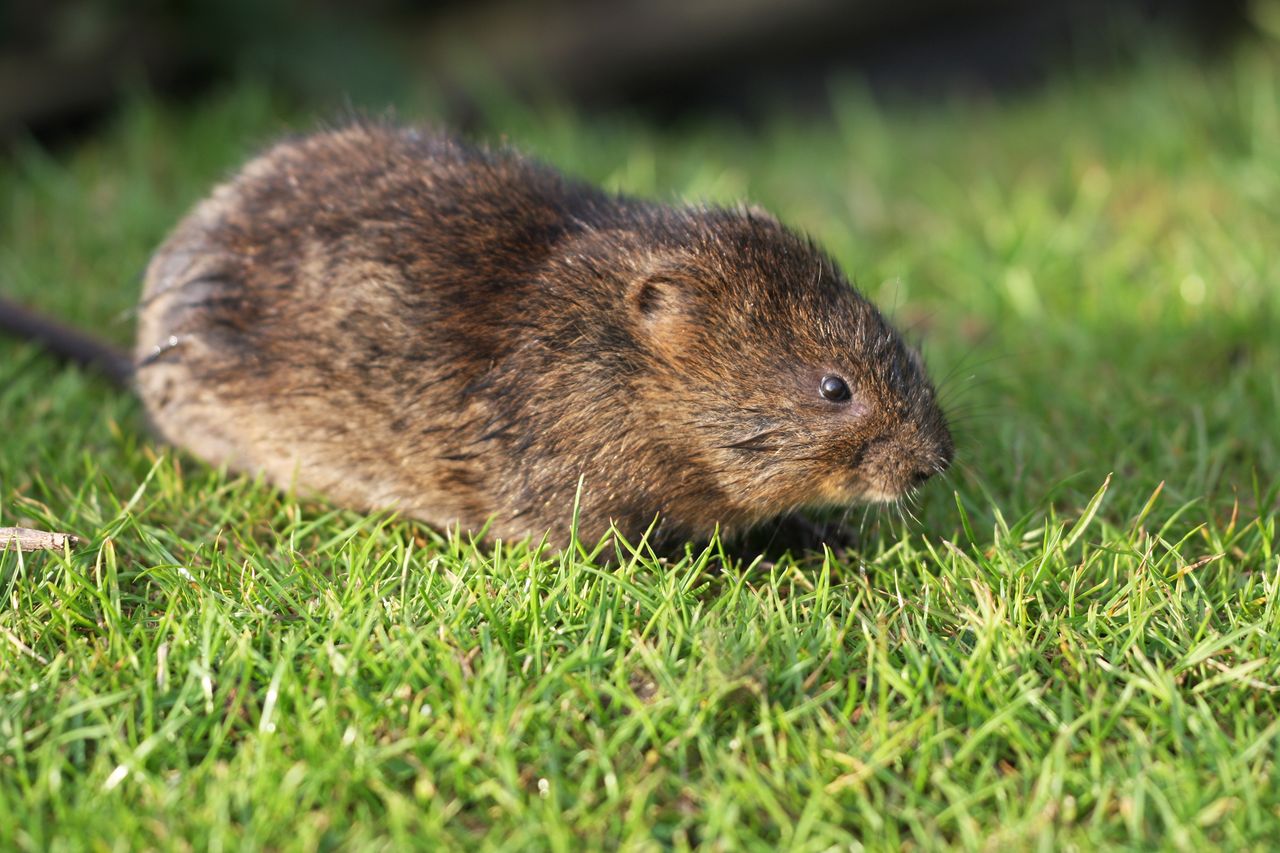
[908,439,952,489]
[908,466,935,488]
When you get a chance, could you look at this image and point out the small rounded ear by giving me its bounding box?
[629,274,684,321]
[627,272,698,355]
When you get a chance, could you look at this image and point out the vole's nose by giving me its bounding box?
[915,434,954,488]
[907,447,950,489]
[861,425,952,500]
[908,466,936,488]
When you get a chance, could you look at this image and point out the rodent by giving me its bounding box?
[2,123,953,549]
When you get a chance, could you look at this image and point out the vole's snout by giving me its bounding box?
[916,421,955,488]
[860,416,953,501]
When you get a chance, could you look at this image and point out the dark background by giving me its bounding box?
[0,0,1254,145]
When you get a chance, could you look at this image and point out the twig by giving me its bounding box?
[2,628,49,665]
[0,527,81,552]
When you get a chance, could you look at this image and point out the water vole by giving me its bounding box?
[9,123,954,548]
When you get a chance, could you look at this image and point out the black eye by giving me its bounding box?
[819,374,851,402]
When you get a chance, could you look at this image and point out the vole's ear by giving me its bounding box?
[629,274,685,321]
[627,271,699,354]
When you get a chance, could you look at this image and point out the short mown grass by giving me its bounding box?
[2,33,1280,851]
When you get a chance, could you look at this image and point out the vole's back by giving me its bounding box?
[137,124,953,547]
[137,126,602,534]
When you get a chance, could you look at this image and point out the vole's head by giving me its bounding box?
[625,207,953,529]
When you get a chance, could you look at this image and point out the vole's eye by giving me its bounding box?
[819,374,851,402]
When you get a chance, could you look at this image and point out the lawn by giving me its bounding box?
[2,33,1279,851]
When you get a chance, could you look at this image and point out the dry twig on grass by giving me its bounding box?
[0,527,81,552]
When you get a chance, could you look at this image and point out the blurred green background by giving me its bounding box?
[0,0,1254,142]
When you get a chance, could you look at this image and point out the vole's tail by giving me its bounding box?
[0,297,134,386]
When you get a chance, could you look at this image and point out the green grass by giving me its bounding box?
[2,33,1280,850]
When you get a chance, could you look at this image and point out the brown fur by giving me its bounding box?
[134,124,953,547]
